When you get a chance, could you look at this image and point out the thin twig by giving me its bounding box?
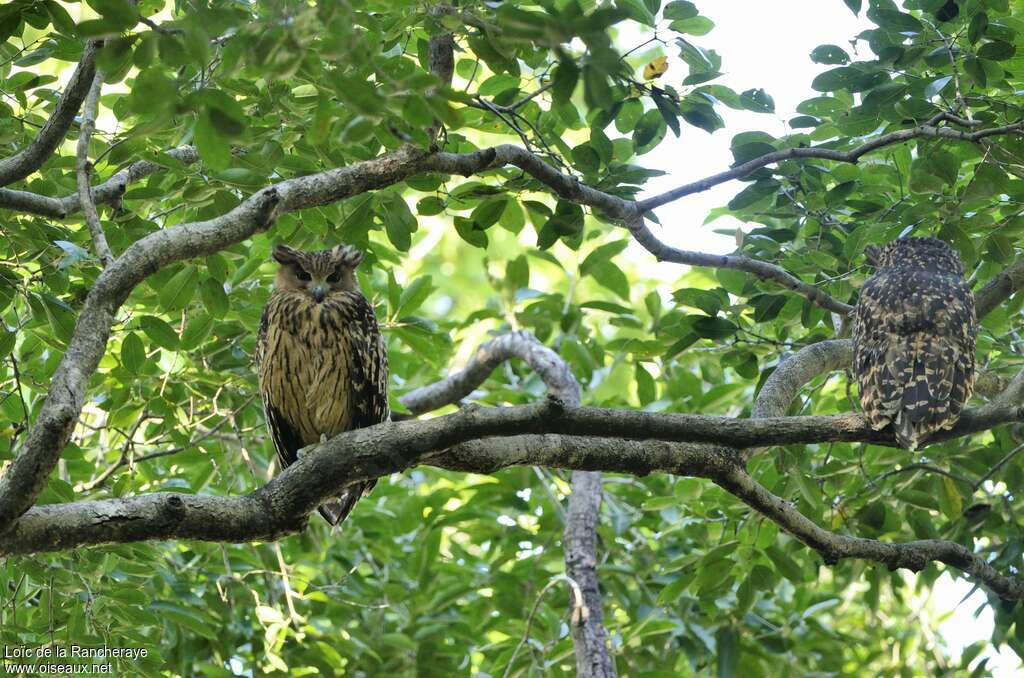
[76,70,114,267]
[973,443,1024,492]
[502,575,588,678]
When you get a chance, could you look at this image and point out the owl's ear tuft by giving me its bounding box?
[333,245,364,268]
[273,245,301,265]
[864,245,883,266]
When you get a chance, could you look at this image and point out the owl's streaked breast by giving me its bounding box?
[258,293,365,445]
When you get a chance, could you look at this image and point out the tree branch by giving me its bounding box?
[75,70,113,267]
[737,322,1024,601]
[0,145,200,219]
[713,464,1024,600]
[6,411,1023,601]
[625,214,854,315]
[0,428,730,557]
[976,258,1024,319]
[0,41,100,187]
[6,112,1024,534]
[751,340,853,422]
[399,331,615,677]
[636,116,1024,212]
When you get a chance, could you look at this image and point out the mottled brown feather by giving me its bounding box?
[852,237,976,451]
[255,245,389,526]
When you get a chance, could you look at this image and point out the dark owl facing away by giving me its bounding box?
[853,237,976,451]
[255,244,389,526]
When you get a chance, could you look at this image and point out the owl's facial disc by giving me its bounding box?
[296,265,355,302]
[272,245,361,299]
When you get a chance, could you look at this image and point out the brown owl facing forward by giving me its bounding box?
[852,237,976,451]
[255,244,389,525]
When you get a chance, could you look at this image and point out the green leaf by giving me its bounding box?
[583,63,613,110]
[923,75,952,99]
[843,0,861,15]
[670,16,714,35]
[551,59,579,104]
[417,197,446,216]
[810,44,849,65]
[693,316,736,340]
[378,193,417,252]
[0,329,14,360]
[664,1,698,20]
[765,546,806,582]
[571,143,602,173]
[615,99,644,133]
[120,332,146,372]
[472,197,508,229]
[581,241,629,275]
[194,112,230,171]
[977,40,1015,60]
[454,216,488,248]
[139,316,179,350]
[728,180,779,210]
[940,475,963,519]
[589,261,630,300]
[506,255,529,291]
[616,0,656,27]
[199,279,229,318]
[159,267,198,311]
[395,276,434,317]
[739,88,774,113]
[633,108,666,150]
[672,288,723,316]
[716,626,738,678]
[41,295,75,344]
[96,36,135,83]
[635,363,656,404]
[811,65,887,92]
[967,12,988,44]
[870,9,922,32]
[180,313,214,350]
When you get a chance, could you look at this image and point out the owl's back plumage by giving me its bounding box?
[255,244,389,526]
[852,237,976,451]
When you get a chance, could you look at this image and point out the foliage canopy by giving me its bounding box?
[2,0,1024,675]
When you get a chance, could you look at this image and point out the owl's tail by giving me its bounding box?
[893,410,919,452]
[316,480,377,529]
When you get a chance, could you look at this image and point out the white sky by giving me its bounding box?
[627,2,1020,673]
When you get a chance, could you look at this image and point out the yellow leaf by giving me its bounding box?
[643,56,669,80]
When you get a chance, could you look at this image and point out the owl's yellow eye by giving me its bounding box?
[295,270,311,282]
[326,271,341,284]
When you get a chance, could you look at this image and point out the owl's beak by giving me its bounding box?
[312,286,326,303]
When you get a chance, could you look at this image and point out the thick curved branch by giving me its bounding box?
[741,328,1024,601]
[0,430,733,557]
[400,330,579,413]
[752,340,853,421]
[6,413,1022,601]
[10,396,1024,537]
[76,70,113,267]
[0,41,100,187]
